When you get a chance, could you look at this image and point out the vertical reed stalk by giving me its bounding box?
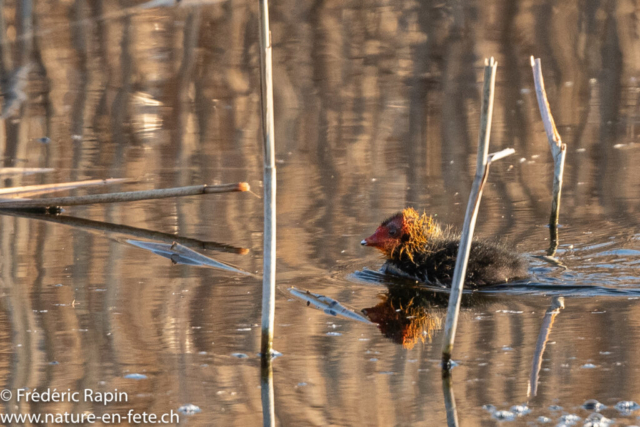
[259,1,277,424]
[530,56,567,256]
[259,0,277,363]
[441,58,502,369]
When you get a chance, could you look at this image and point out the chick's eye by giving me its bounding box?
[388,227,397,236]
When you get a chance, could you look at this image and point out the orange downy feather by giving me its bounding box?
[391,208,441,263]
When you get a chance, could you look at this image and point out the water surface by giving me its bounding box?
[1,0,640,425]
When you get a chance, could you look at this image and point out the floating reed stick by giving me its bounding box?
[441,58,515,369]
[530,56,567,256]
[0,182,249,209]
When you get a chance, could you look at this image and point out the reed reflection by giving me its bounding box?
[260,353,275,427]
[528,296,565,398]
[441,371,459,427]
[0,210,249,254]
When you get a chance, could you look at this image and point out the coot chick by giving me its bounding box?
[361,208,528,288]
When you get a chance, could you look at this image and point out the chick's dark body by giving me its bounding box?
[382,237,529,288]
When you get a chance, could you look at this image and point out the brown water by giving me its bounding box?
[0,0,640,425]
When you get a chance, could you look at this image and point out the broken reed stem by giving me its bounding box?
[0,182,249,209]
[530,56,567,255]
[441,58,498,369]
[259,0,277,363]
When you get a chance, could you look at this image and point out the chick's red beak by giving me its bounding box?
[361,227,385,248]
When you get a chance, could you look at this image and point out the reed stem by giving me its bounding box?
[441,58,514,369]
[258,0,277,358]
[530,56,567,256]
[0,183,248,209]
[258,0,277,424]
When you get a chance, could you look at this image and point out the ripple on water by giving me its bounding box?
[583,413,613,426]
[509,404,531,416]
[615,400,640,414]
[178,404,201,415]
[482,404,496,413]
[558,414,581,425]
[353,257,640,297]
[482,403,530,421]
[231,353,249,359]
[124,373,147,380]
[492,410,515,421]
[582,399,606,411]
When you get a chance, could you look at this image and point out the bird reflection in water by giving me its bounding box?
[362,284,486,349]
